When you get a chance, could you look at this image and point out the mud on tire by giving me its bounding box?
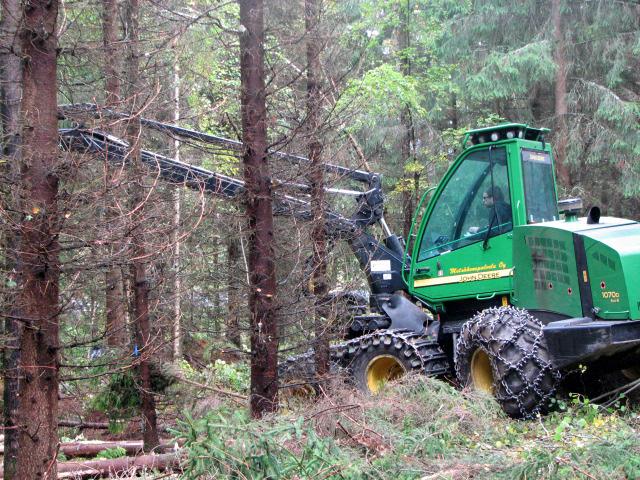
[455,306,561,419]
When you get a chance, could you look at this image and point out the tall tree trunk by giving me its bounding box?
[4,0,61,477]
[172,50,182,362]
[552,0,571,188]
[124,0,160,451]
[1,0,23,476]
[399,0,417,240]
[239,0,279,418]
[102,0,128,348]
[305,0,329,377]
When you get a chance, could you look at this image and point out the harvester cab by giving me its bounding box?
[405,124,556,316]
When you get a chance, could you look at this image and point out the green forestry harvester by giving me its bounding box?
[60,105,640,418]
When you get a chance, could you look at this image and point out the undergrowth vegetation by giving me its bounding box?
[175,375,640,479]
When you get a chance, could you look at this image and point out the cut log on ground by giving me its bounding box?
[58,419,111,429]
[0,439,180,457]
[0,453,181,479]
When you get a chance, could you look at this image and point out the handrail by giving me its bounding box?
[401,186,436,285]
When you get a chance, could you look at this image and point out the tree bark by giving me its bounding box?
[102,0,128,349]
[124,0,160,451]
[1,0,23,476]
[305,0,330,377]
[4,0,61,478]
[239,0,279,418]
[102,0,120,107]
[552,0,571,188]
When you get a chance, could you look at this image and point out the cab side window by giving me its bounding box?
[418,147,511,261]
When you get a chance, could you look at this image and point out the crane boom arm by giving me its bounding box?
[59,127,360,238]
[58,109,410,314]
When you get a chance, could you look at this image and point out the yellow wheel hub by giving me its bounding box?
[470,348,494,393]
[366,355,406,393]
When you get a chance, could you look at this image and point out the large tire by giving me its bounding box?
[278,330,450,395]
[344,330,450,393]
[455,306,561,419]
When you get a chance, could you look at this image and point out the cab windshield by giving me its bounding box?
[418,147,511,261]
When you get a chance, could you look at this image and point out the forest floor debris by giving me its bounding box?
[173,373,640,479]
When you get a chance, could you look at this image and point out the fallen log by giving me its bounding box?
[0,439,180,457]
[58,440,143,458]
[58,419,111,430]
[0,452,181,479]
[57,453,181,479]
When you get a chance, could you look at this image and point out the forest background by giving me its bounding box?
[0,0,639,478]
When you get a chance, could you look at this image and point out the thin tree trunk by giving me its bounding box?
[105,268,127,346]
[103,0,120,107]
[172,51,182,362]
[399,0,417,240]
[305,0,329,377]
[239,0,279,418]
[124,0,160,451]
[226,235,242,348]
[102,0,128,348]
[6,0,61,477]
[552,0,571,188]
[1,0,23,476]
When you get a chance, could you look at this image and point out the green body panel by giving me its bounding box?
[411,233,514,303]
[511,217,640,320]
[511,224,584,317]
[582,221,640,319]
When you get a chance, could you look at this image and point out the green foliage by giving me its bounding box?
[438,0,640,209]
[96,446,127,460]
[466,41,556,102]
[176,358,250,393]
[567,80,640,196]
[212,359,249,392]
[175,410,363,479]
[502,432,640,480]
[90,371,141,423]
[340,64,426,124]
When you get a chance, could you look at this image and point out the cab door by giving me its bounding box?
[409,146,514,303]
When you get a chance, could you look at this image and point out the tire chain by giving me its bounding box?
[279,329,451,388]
[456,306,562,419]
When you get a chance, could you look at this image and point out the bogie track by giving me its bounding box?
[279,329,451,392]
